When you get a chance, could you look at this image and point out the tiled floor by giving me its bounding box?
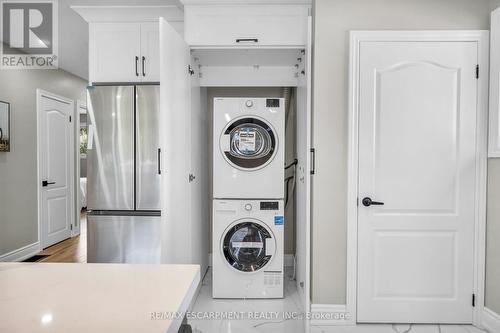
[189,269,489,333]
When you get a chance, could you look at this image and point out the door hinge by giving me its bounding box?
[188,65,195,76]
[70,224,73,231]
[476,65,479,79]
[310,148,315,175]
[69,115,72,122]
[472,294,476,307]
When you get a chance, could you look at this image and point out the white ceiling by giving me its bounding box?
[58,0,182,80]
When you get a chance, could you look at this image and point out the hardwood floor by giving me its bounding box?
[38,212,87,263]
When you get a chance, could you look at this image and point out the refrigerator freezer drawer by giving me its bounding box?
[87,215,161,264]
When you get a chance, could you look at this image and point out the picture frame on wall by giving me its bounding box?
[0,101,10,152]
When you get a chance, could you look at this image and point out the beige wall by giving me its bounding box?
[0,68,87,257]
[487,159,500,314]
[312,0,493,304]
[207,87,296,255]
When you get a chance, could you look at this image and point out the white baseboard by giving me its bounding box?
[0,242,40,262]
[483,307,500,333]
[310,304,355,326]
[208,253,295,267]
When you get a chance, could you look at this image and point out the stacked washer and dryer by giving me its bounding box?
[212,97,285,299]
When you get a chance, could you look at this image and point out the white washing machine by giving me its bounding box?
[212,199,284,299]
[213,97,285,199]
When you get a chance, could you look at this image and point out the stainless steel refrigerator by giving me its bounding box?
[86,85,161,264]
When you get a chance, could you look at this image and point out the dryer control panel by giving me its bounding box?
[260,201,279,210]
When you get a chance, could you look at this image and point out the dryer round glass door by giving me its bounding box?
[222,220,276,272]
[220,117,277,170]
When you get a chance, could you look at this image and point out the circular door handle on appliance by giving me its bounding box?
[362,197,384,207]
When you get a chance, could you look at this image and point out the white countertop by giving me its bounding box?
[0,263,200,333]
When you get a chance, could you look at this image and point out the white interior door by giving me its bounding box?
[159,18,192,264]
[295,17,312,312]
[357,41,478,323]
[38,90,74,249]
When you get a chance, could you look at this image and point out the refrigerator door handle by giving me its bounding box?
[157,148,161,175]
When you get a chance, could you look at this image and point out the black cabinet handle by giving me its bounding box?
[236,38,258,43]
[135,56,139,76]
[157,148,161,175]
[42,180,56,187]
[142,56,146,77]
[362,197,384,207]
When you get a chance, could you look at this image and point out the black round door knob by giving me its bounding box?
[362,197,384,207]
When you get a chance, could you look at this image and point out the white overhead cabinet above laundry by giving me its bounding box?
[184,5,309,47]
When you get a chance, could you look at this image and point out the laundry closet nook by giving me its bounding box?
[73,0,313,316]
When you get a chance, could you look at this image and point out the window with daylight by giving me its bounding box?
[80,127,87,156]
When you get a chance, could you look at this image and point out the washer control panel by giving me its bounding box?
[260,201,279,210]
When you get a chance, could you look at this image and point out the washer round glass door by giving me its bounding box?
[220,117,277,170]
[222,220,275,272]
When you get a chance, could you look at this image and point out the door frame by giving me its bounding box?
[346,31,489,326]
[36,89,76,249]
[74,99,87,237]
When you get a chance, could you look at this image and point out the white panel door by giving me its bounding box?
[159,18,192,264]
[90,23,141,83]
[295,17,312,313]
[39,91,74,249]
[357,41,478,323]
[140,22,160,82]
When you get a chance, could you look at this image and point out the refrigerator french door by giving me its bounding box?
[86,85,161,263]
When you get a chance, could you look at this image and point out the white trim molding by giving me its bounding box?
[347,30,489,325]
[482,308,500,333]
[310,304,355,326]
[0,242,40,262]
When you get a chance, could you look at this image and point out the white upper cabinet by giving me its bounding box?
[184,5,309,47]
[89,22,160,83]
[490,8,500,157]
[90,23,141,83]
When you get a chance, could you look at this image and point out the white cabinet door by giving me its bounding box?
[490,8,500,157]
[140,22,160,82]
[184,5,308,47]
[295,17,312,314]
[159,17,192,264]
[90,23,141,83]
